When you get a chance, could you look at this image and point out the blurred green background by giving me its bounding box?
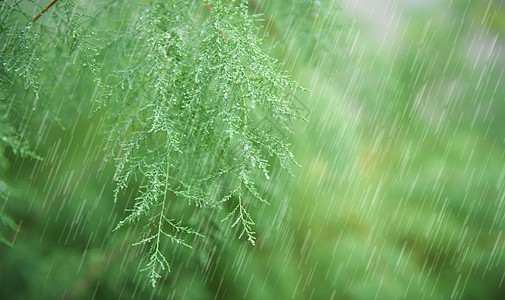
[2,0,505,299]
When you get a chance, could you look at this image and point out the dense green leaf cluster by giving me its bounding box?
[96,0,301,286]
[0,3,41,162]
[0,0,105,247]
[0,0,302,289]
[1,1,45,246]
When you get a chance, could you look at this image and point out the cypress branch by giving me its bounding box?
[0,0,303,285]
[101,0,302,285]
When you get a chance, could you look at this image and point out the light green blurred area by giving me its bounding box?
[1,0,505,299]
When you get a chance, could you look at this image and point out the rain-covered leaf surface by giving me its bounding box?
[1,0,505,299]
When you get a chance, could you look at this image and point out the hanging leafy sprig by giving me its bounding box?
[99,0,302,286]
[0,0,111,248]
[0,0,104,162]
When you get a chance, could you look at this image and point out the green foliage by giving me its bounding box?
[0,2,42,162]
[1,0,302,286]
[2,0,504,299]
[97,0,300,286]
[0,1,106,252]
[0,1,42,247]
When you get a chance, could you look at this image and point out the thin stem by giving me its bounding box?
[241,84,247,129]
[32,0,59,23]
[155,147,170,269]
